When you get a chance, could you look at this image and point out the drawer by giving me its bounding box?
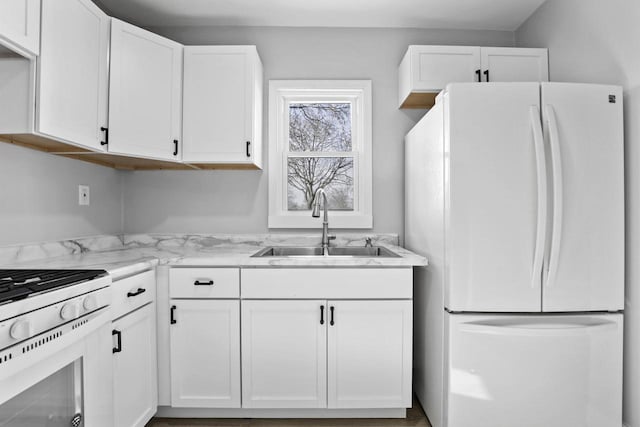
[170,268,240,298]
[241,268,412,299]
[111,270,155,320]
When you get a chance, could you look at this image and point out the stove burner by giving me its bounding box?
[0,270,107,304]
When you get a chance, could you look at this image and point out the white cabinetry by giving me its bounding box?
[240,268,413,410]
[169,300,241,408]
[111,270,158,427]
[108,18,183,161]
[168,268,241,408]
[0,0,40,56]
[327,300,412,409]
[183,46,263,168]
[241,300,327,408]
[113,303,158,427]
[480,47,549,83]
[399,45,548,108]
[37,0,110,150]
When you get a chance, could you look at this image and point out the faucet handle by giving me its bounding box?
[328,235,337,241]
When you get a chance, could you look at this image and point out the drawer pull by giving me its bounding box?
[127,288,146,298]
[320,305,325,325]
[194,280,214,286]
[330,306,335,326]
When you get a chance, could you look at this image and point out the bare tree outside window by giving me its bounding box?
[287,103,355,211]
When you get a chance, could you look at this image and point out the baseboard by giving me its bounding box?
[155,406,406,419]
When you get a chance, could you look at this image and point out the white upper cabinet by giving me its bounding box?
[0,0,40,56]
[399,45,549,108]
[108,19,183,161]
[399,46,480,108]
[37,0,110,151]
[480,47,549,83]
[182,46,263,168]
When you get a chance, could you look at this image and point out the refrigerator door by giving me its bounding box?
[446,313,623,427]
[541,83,624,312]
[445,83,544,312]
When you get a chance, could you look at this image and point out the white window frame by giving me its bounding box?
[268,80,373,229]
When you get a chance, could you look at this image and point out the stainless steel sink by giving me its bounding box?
[251,246,401,258]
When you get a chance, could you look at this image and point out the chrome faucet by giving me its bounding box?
[311,189,336,255]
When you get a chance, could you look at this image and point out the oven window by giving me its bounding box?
[0,360,83,427]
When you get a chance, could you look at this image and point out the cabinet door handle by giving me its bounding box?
[112,329,122,353]
[246,141,251,158]
[320,305,325,325]
[100,127,109,146]
[483,69,490,82]
[330,306,335,326]
[127,288,146,298]
[475,69,481,82]
[194,280,214,286]
[173,140,179,156]
[170,305,177,324]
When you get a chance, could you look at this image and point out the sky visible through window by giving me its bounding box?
[287,103,354,211]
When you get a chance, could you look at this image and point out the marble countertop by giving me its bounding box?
[0,234,427,280]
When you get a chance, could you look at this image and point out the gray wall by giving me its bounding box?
[122,26,514,239]
[0,143,123,246]
[517,2,640,425]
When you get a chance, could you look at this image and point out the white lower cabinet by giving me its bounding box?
[241,300,327,408]
[327,300,412,408]
[112,303,158,427]
[241,298,412,409]
[169,299,241,408]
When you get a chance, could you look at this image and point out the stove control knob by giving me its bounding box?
[60,303,80,321]
[10,319,32,340]
[83,294,98,311]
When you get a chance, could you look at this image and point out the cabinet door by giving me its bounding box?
[170,300,241,408]
[0,0,40,56]
[480,47,549,82]
[37,0,109,150]
[242,300,327,408]
[108,19,183,161]
[327,300,412,409]
[113,303,158,427]
[182,46,262,166]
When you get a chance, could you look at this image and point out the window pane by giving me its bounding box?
[287,157,354,211]
[289,103,352,152]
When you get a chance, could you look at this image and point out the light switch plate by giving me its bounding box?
[78,185,90,206]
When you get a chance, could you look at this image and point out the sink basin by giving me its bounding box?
[251,246,401,258]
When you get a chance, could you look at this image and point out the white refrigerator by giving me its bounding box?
[405,82,624,427]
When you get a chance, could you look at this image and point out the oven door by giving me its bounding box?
[0,308,113,427]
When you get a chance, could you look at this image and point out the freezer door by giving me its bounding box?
[541,83,624,312]
[446,83,544,312]
[446,313,623,427]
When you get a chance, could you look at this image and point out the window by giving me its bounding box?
[268,80,372,228]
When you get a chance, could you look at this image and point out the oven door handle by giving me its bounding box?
[112,329,122,354]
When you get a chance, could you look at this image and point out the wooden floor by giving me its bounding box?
[146,400,432,427]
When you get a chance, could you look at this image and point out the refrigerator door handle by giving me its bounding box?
[545,105,564,288]
[459,319,618,337]
[530,106,547,289]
